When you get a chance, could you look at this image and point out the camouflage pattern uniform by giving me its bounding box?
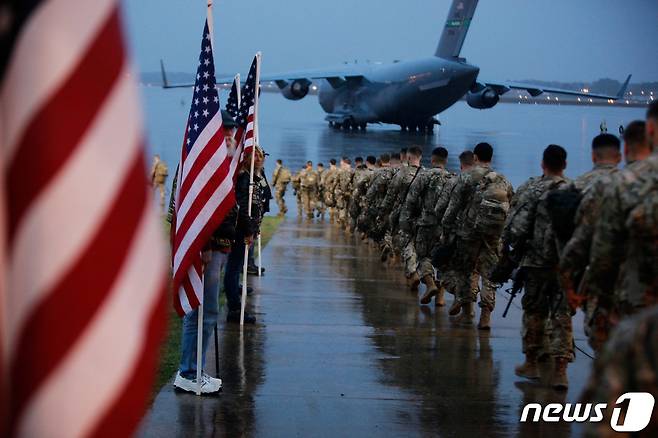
[588,153,658,328]
[558,163,619,351]
[442,164,513,310]
[581,306,658,438]
[322,165,339,222]
[380,164,423,275]
[504,174,573,360]
[291,170,303,216]
[400,166,454,279]
[299,167,320,219]
[271,163,291,215]
[350,165,374,232]
[363,165,398,243]
[335,166,354,226]
[316,167,326,218]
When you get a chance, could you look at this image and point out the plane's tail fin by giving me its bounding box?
[160,59,170,88]
[616,74,632,99]
[435,0,479,59]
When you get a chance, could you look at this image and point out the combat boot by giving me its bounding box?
[478,308,491,330]
[514,352,540,380]
[448,300,461,316]
[552,357,569,390]
[435,287,445,307]
[408,272,421,293]
[419,275,439,305]
[453,302,474,325]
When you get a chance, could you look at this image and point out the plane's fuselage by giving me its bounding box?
[318,57,479,126]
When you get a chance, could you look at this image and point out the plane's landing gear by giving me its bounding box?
[359,122,367,130]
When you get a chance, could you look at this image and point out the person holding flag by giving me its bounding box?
[170,13,236,394]
[223,55,263,325]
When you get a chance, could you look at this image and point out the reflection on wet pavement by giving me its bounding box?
[140,219,593,437]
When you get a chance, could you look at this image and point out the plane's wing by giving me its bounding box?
[480,74,631,100]
[161,59,369,89]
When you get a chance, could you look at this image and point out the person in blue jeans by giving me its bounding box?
[174,205,237,394]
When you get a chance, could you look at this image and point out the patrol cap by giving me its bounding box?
[221,110,237,128]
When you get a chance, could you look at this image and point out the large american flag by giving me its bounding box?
[171,21,234,316]
[231,55,260,172]
[0,1,167,437]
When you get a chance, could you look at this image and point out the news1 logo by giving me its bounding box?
[520,392,655,432]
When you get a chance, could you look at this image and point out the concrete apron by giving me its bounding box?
[139,217,593,437]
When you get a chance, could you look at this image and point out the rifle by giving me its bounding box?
[502,267,527,318]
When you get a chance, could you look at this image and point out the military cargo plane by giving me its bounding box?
[162,0,630,132]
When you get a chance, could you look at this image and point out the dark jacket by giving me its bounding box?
[206,205,237,252]
[236,169,265,238]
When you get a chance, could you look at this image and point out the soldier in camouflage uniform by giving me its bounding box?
[380,146,423,290]
[504,144,573,389]
[399,147,454,306]
[581,306,658,438]
[434,151,475,302]
[363,153,399,247]
[291,167,304,216]
[335,157,354,227]
[315,163,326,219]
[348,157,368,232]
[350,156,376,234]
[299,161,319,220]
[322,159,339,223]
[442,143,513,330]
[557,134,623,352]
[587,102,658,343]
[272,159,292,215]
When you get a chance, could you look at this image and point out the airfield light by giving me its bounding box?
[577,97,581,102]
[626,100,630,104]
[555,97,559,101]
[641,91,645,95]
[589,98,593,102]
[582,88,589,93]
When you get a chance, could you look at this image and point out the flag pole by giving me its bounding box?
[194,0,215,396]
[235,74,241,106]
[257,234,262,277]
[240,52,261,326]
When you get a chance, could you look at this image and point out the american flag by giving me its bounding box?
[171,21,234,316]
[225,76,240,119]
[0,1,167,437]
[232,55,260,169]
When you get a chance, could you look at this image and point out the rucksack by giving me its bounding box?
[545,185,583,244]
[468,171,511,239]
[626,172,658,290]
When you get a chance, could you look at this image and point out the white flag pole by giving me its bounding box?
[194,0,215,396]
[257,234,262,277]
[235,74,242,106]
[240,52,261,326]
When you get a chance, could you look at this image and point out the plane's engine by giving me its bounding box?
[281,79,311,100]
[466,87,499,109]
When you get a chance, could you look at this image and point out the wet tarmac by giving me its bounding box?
[140,218,595,437]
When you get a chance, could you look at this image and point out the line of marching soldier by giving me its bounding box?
[270,102,658,402]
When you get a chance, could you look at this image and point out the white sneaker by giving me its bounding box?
[173,372,221,394]
[203,372,223,388]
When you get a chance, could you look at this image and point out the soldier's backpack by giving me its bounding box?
[625,170,658,291]
[468,170,511,239]
[545,185,583,244]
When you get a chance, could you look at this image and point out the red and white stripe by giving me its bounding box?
[171,88,234,316]
[1,1,167,437]
[230,106,256,178]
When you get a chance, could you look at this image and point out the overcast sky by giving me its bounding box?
[122,0,658,82]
